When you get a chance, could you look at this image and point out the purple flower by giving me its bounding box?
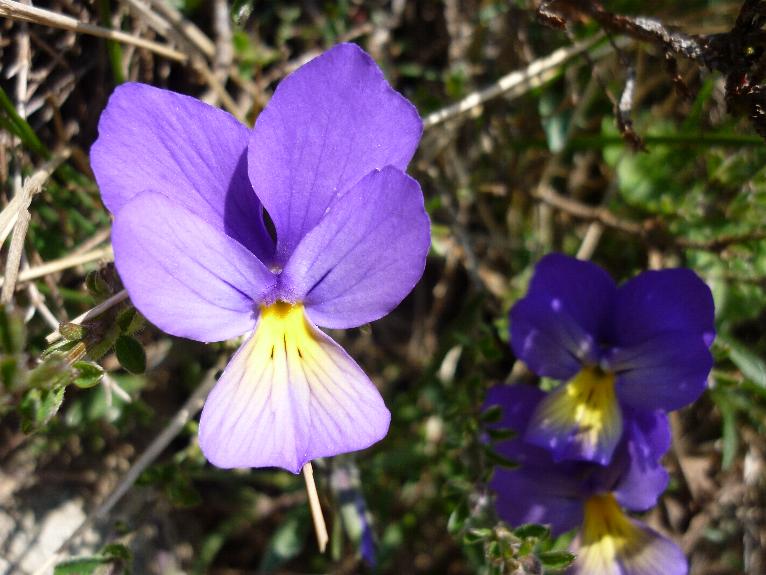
[510,254,714,465]
[486,384,687,575]
[90,44,430,473]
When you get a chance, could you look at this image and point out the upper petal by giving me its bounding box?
[280,166,430,329]
[523,254,617,342]
[613,268,715,347]
[509,294,595,380]
[91,83,273,261]
[112,191,276,342]
[248,43,423,264]
[198,303,390,473]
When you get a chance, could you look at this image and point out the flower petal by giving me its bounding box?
[510,293,596,380]
[279,166,429,329]
[573,498,687,575]
[526,368,623,465]
[248,43,422,264]
[524,254,617,341]
[198,303,390,473]
[112,192,275,342]
[492,468,585,536]
[485,384,587,535]
[91,83,273,261]
[610,332,712,411]
[612,408,671,512]
[613,268,715,347]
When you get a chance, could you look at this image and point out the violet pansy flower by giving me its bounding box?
[486,385,687,575]
[90,44,430,473]
[510,254,714,465]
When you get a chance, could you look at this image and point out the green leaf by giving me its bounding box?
[54,556,110,575]
[482,445,518,468]
[258,506,310,573]
[166,475,202,508]
[537,549,576,570]
[27,357,71,390]
[0,304,26,354]
[60,322,87,341]
[486,427,517,441]
[0,86,48,157]
[725,337,766,388]
[85,270,112,299]
[73,361,105,389]
[513,523,550,540]
[447,501,469,534]
[479,405,503,424]
[117,307,146,335]
[20,385,66,432]
[115,336,146,374]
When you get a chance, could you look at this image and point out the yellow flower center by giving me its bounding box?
[564,366,617,442]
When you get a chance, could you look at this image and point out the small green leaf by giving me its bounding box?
[486,427,517,441]
[464,527,493,543]
[513,523,550,540]
[259,506,310,572]
[0,304,26,354]
[479,405,503,423]
[447,501,469,534]
[85,270,112,298]
[115,336,146,374]
[27,357,71,390]
[73,361,105,389]
[537,550,576,569]
[54,556,110,575]
[20,385,66,432]
[166,475,202,508]
[60,322,87,341]
[726,337,766,388]
[116,307,146,335]
[483,445,518,468]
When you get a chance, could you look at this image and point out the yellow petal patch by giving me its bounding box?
[528,366,622,463]
[575,494,685,575]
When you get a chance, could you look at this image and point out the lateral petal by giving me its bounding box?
[280,167,430,329]
[198,303,390,473]
[91,83,273,261]
[112,191,275,342]
[248,43,422,264]
[609,332,712,412]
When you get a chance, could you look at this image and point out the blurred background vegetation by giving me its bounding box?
[1,0,765,573]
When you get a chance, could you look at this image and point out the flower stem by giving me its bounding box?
[303,461,328,553]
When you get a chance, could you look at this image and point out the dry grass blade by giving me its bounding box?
[0,0,187,62]
[422,36,602,129]
[0,245,113,288]
[1,149,71,304]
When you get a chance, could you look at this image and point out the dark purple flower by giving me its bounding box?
[90,44,430,473]
[510,253,714,465]
[486,384,687,575]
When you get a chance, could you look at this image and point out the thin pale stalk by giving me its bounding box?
[0,245,113,288]
[303,462,328,553]
[0,0,187,62]
[45,289,128,344]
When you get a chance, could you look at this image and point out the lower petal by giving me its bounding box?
[572,494,687,575]
[526,367,623,464]
[198,303,390,473]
